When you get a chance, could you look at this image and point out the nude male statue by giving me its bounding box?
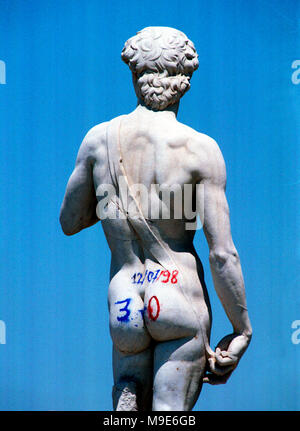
[60,27,252,411]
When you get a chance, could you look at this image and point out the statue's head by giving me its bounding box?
[121,27,199,111]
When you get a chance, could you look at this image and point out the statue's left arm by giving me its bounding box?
[60,134,99,236]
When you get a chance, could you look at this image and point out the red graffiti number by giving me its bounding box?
[161,270,170,283]
[171,270,178,284]
[148,296,160,321]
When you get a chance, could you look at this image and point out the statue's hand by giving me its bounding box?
[203,333,251,385]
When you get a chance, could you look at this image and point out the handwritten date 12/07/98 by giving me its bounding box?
[131,269,178,285]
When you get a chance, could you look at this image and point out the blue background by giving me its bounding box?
[0,0,299,410]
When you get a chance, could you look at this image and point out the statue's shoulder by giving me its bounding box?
[176,121,226,180]
[80,116,127,158]
[176,121,221,156]
[83,121,109,146]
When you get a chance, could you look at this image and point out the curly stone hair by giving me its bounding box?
[121,27,199,110]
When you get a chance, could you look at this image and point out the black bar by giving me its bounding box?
[0,411,298,429]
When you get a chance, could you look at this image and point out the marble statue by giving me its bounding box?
[60,27,252,411]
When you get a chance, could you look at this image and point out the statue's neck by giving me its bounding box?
[136,99,179,118]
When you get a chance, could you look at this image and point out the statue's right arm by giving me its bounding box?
[196,136,252,383]
[59,125,105,235]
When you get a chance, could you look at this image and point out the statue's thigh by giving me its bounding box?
[112,345,153,411]
[152,336,206,411]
